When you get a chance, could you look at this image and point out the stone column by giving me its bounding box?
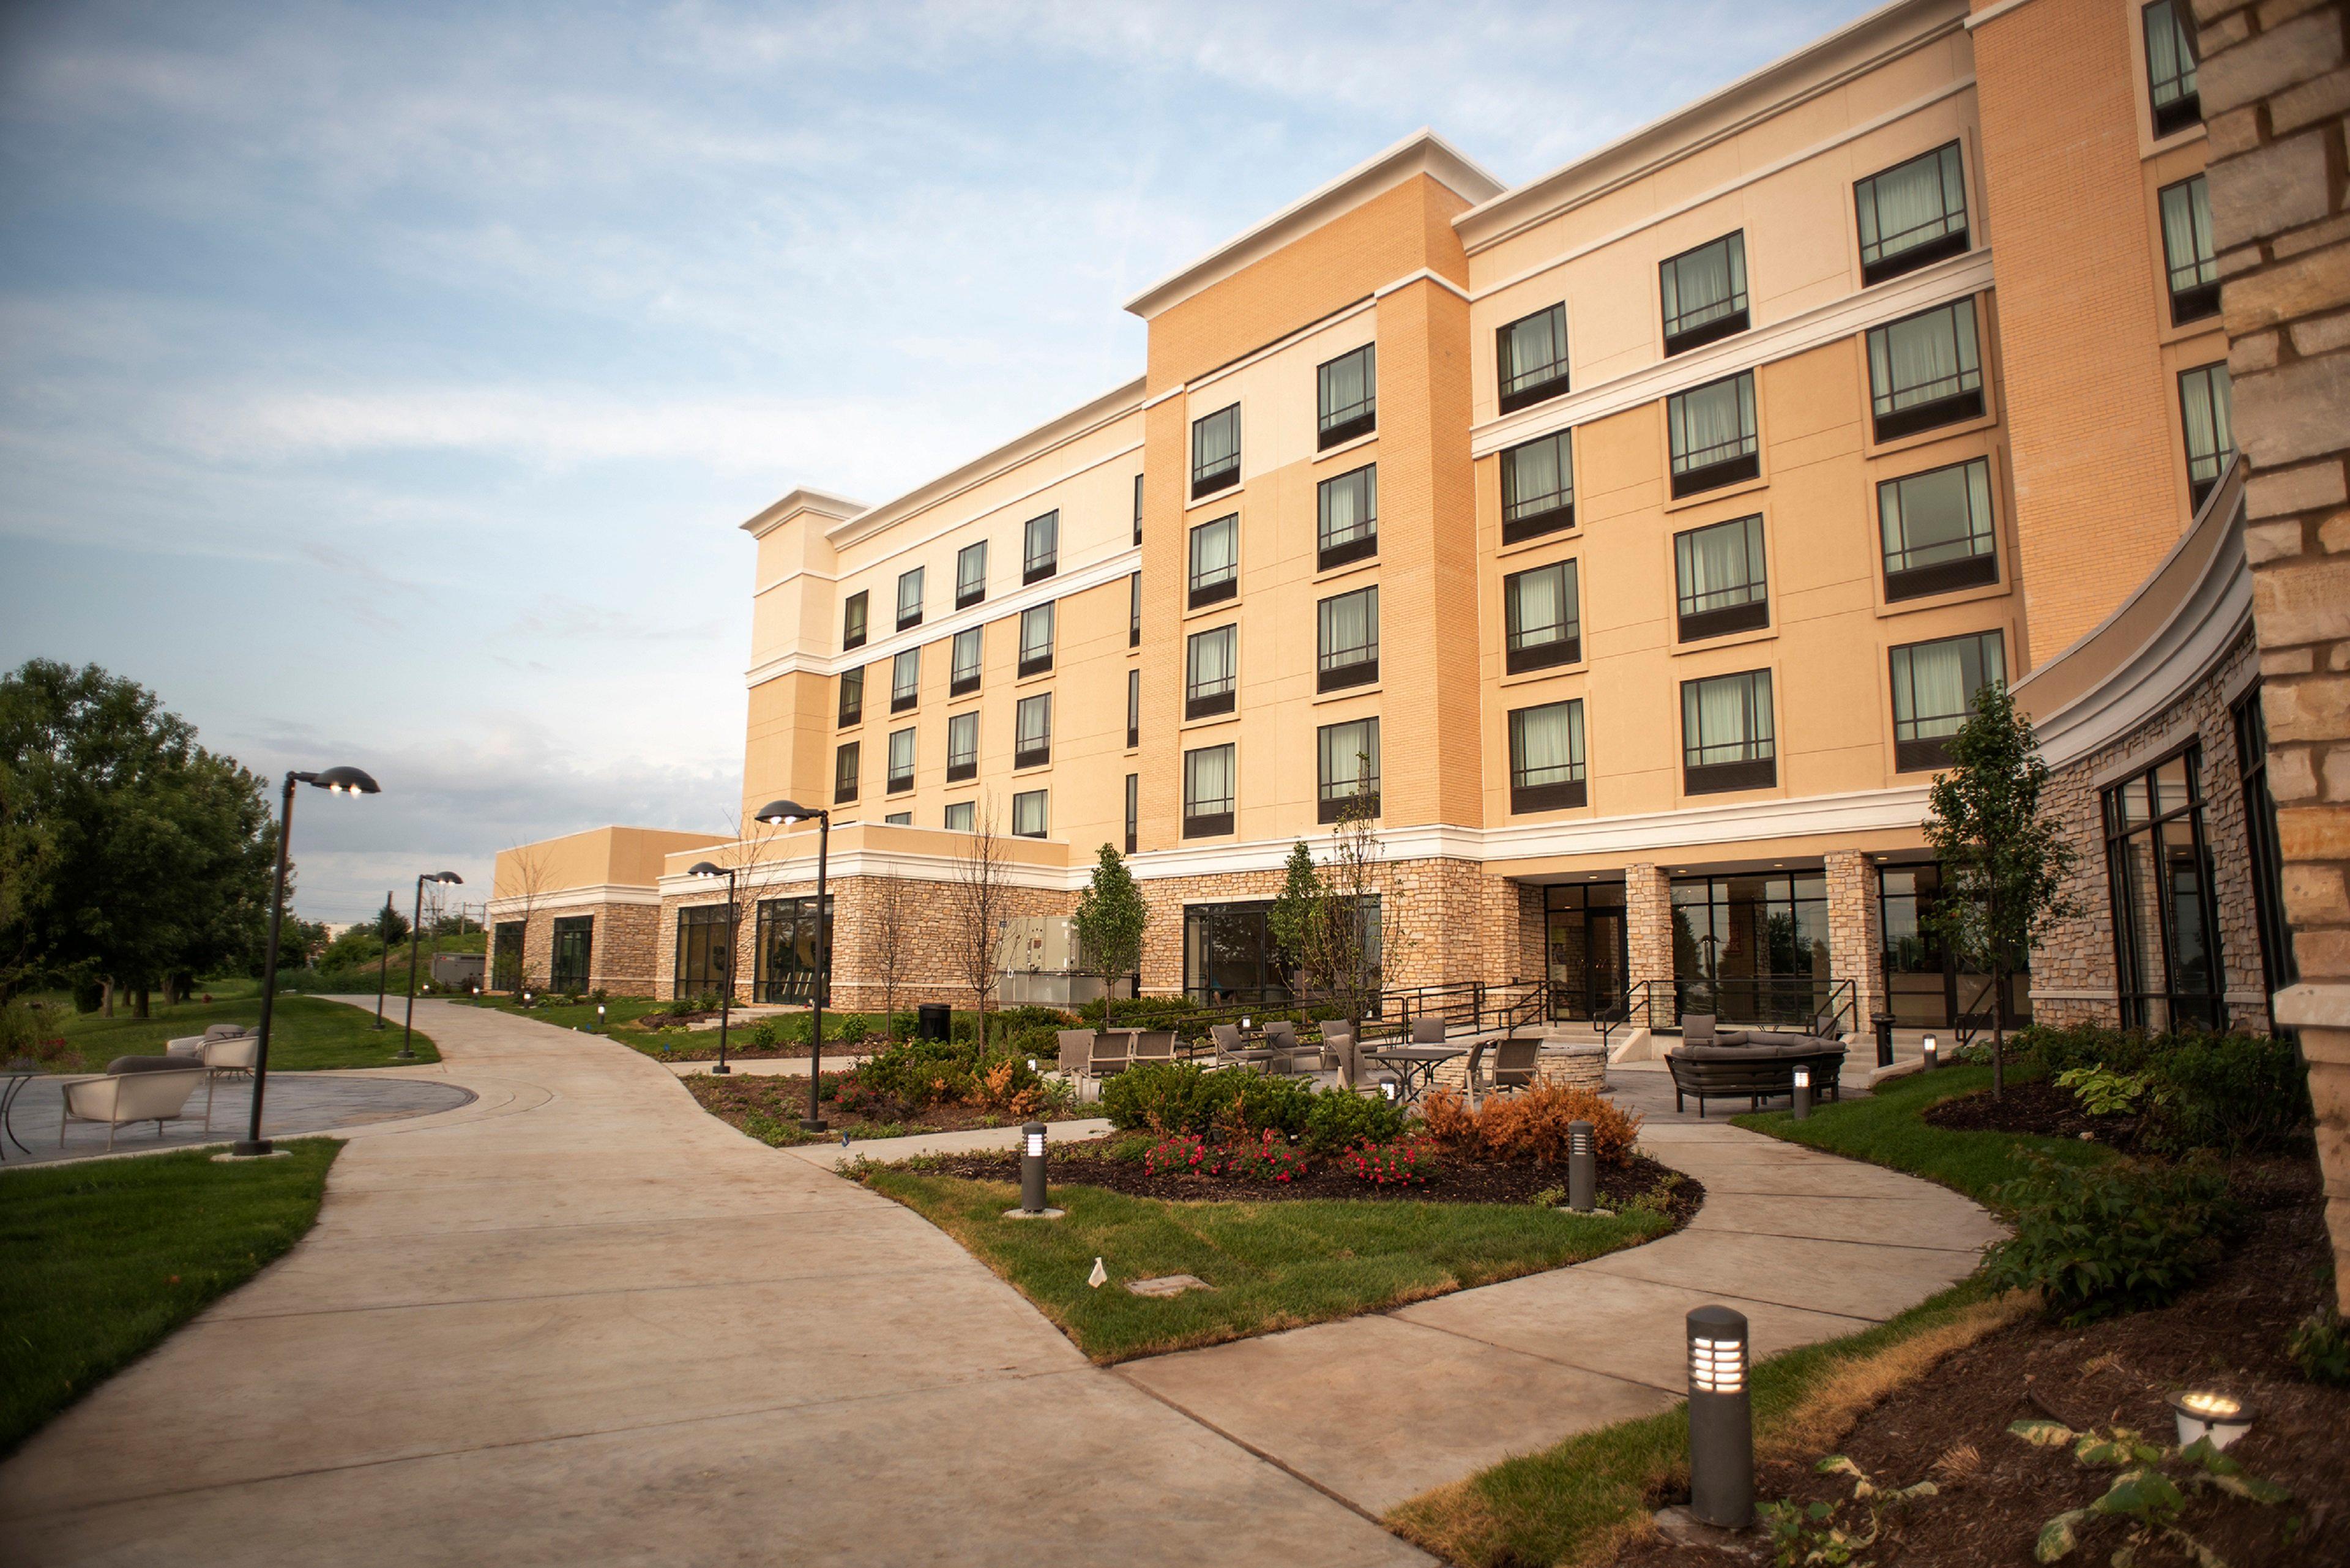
[1824,850,1884,1038]
[1625,864,1674,1026]
[2195,0,2350,1312]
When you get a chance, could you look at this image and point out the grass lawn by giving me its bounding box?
[0,1138,341,1454]
[456,994,677,1034]
[859,1168,1671,1362]
[44,994,439,1073]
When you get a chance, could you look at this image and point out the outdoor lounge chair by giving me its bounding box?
[1056,1029,1095,1076]
[1488,1037,1542,1093]
[1318,1025,1357,1085]
[1408,1017,1448,1047]
[60,1067,204,1151]
[1130,1030,1176,1065]
[1664,1043,1846,1117]
[1679,1014,1717,1048]
[1088,1031,1132,1078]
[1209,1023,1246,1065]
[1261,1021,1305,1074]
[200,1032,262,1130]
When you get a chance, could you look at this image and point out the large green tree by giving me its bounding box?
[1072,844,1147,1033]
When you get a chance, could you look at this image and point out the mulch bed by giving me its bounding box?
[1922,1076,2147,1151]
[635,1040,866,1062]
[687,1072,1075,1138]
[1613,1157,2347,1567]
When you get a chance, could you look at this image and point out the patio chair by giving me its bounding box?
[1408,1017,1449,1047]
[1489,1037,1542,1093]
[1089,1031,1133,1078]
[1209,1023,1246,1066]
[60,1067,204,1151]
[1262,1021,1304,1074]
[1318,1026,1357,1086]
[1130,1030,1176,1065]
[200,1032,262,1130]
[1056,1029,1095,1077]
[1680,1014,1718,1048]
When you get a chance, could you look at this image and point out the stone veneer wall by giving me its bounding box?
[1625,865,1673,1021]
[1823,849,1886,1034]
[496,899,663,996]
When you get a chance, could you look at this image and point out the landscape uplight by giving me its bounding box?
[1792,1064,1811,1121]
[755,799,832,1132]
[1568,1119,1595,1212]
[595,1002,606,1033]
[2168,1390,2253,1450]
[687,861,740,1074]
[1922,1032,1939,1070]
[1685,1305,1755,1529]
[400,871,463,1061]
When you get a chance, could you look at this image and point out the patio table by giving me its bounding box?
[0,1069,35,1159]
[1358,1044,1464,1103]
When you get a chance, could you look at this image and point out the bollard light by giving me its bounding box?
[1792,1064,1811,1122]
[1873,1013,1895,1069]
[1017,1121,1051,1215]
[1380,1078,1398,1102]
[595,1002,606,1033]
[1922,1032,1938,1069]
[1686,1305,1755,1529]
[2168,1390,2253,1450]
[1567,1119,1595,1212]
[1028,1057,1037,1072]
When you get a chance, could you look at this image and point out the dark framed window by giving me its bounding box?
[895,567,923,631]
[945,801,974,833]
[1015,693,1051,769]
[950,627,982,696]
[1125,772,1138,854]
[1188,512,1238,607]
[1133,471,1144,546]
[2160,175,2219,325]
[1185,623,1236,720]
[1191,403,1240,498]
[1018,602,1054,677]
[886,726,915,793]
[1880,458,1997,601]
[1182,742,1236,837]
[837,665,864,728]
[1682,669,1775,794]
[1660,232,1750,355]
[1667,371,1759,496]
[890,648,919,712]
[1867,298,1983,440]
[1129,572,1141,647]
[1504,559,1581,673]
[1509,699,1587,812]
[2180,362,2234,508]
[1316,463,1378,571]
[1316,584,1379,692]
[834,741,859,803]
[1855,142,1969,285]
[956,540,987,608]
[1674,872,1829,1027]
[492,920,523,991]
[1675,515,1769,641]
[550,916,592,993]
[673,904,734,1001]
[1126,666,1141,749]
[1023,510,1058,583]
[1879,862,2032,1030]
[842,590,868,651]
[2144,0,2201,138]
[1889,630,2004,773]
[1012,788,1048,838]
[1318,342,1377,447]
[2105,745,2224,1029]
[1184,900,1297,1004]
[1498,302,1570,413]
[1501,429,1574,543]
[946,711,979,782]
[2235,685,2296,1018]
[1318,717,1379,823]
[754,894,832,1005]
[884,812,912,826]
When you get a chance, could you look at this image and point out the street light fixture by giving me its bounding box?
[687,861,740,1074]
[400,872,462,1061]
[754,798,830,1132]
[234,766,381,1158]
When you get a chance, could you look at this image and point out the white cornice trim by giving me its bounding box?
[1186,297,1378,400]
[824,439,1142,583]
[657,846,1078,897]
[753,566,841,599]
[1377,267,1472,304]
[1964,0,2039,29]
[485,884,664,915]
[740,488,865,541]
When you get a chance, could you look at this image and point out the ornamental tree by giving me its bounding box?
[1073,843,1147,1033]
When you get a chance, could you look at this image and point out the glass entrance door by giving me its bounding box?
[1545,883,1627,1020]
[755,896,833,1004]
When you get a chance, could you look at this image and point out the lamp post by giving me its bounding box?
[400,871,462,1061]
[753,798,830,1132]
[687,861,740,1074]
[373,891,392,1028]
[236,766,381,1158]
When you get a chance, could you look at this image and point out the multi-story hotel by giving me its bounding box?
[491,0,2291,1041]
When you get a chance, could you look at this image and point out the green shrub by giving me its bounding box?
[2287,1308,2349,1387]
[1004,1025,1060,1065]
[1099,1062,1314,1137]
[1222,1072,1315,1138]
[1302,1086,1408,1152]
[2141,1032,2309,1155]
[1983,1154,2237,1323]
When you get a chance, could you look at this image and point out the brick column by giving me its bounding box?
[1824,850,1884,1038]
[1625,864,1674,1026]
[2195,0,2350,1312]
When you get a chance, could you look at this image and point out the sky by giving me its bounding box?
[0,0,1867,923]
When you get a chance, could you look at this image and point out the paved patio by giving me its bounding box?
[3,1070,476,1167]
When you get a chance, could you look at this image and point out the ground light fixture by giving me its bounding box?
[1568,1119,1595,1212]
[2168,1390,2253,1450]
[1922,1032,1939,1070]
[236,766,381,1158]
[1792,1064,1811,1121]
[685,861,740,1074]
[754,798,831,1132]
[1010,1121,1059,1217]
[1685,1305,1755,1529]
[399,871,462,1061]
[595,1003,606,1033]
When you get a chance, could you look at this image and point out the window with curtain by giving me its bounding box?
[1498,302,1570,411]
[1023,510,1058,583]
[946,711,978,781]
[1674,515,1769,640]
[1660,232,1750,353]
[1124,772,1138,854]
[1129,572,1141,647]
[2179,362,2234,507]
[842,590,868,650]
[1666,371,1759,495]
[1502,429,1574,542]
[837,666,864,728]
[1880,458,1997,600]
[1317,717,1380,822]
[1012,789,1048,838]
[890,649,920,712]
[1317,585,1379,691]
[1318,343,1376,447]
[1182,743,1236,835]
[950,627,982,695]
[945,800,974,832]
[1127,666,1141,748]
[1191,403,1240,497]
[2160,175,2219,324]
[1317,463,1378,569]
[1509,699,1587,812]
[1133,471,1144,545]
[886,726,915,792]
[1854,143,1969,284]
[1018,603,1054,676]
[1889,630,2004,772]
[2143,0,2201,137]
[1504,559,1581,673]
[1188,513,1239,607]
[1015,693,1051,767]
[895,567,923,630]
[1186,624,1237,719]
[834,741,859,803]
[1867,299,1983,439]
[956,540,987,608]
[2105,747,2223,1029]
[1681,669,1776,793]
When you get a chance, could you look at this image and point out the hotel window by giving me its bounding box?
[890,648,919,712]
[1881,458,1998,601]
[1501,429,1575,543]
[549,916,593,993]
[493,921,524,991]
[956,540,987,608]
[2179,362,2234,507]
[673,905,733,1001]
[1504,559,1581,673]
[1318,342,1376,448]
[1015,693,1051,769]
[1317,584,1379,692]
[1018,602,1054,677]
[1186,623,1237,720]
[1854,142,1969,285]
[950,627,982,696]
[1023,510,1058,583]
[886,726,915,793]
[2235,687,2297,1013]
[1191,403,1240,498]
[2144,0,2201,138]
[884,812,911,826]
[1498,302,1570,413]
[946,711,979,782]
[1509,699,1587,813]
[1129,572,1141,648]
[2105,747,2223,1029]
[1012,789,1048,838]
[1124,772,1138,854]
[1681,669,1775,794]
[1182,742,1236,837]
[1318,717,1380,823]
[895,567,924,631]
[1660,232,1749,355]
[834,741,859,804]
[1317,463,1378,571]
[1133,471,1144,545]
[842,590,868,651]
[945,800,974,833]
[1889,630,2005,773]
[2160,175,2219,325]
[1867,298,1983,441]
[1188,512,1238,608]
[1127,666,1141,748]
[837,666,864,728]
[1675,515,1769,641]
[1667,370,1759,496]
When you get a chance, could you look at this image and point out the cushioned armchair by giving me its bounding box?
[200,1032,262,1130]
[61,1068,204,1151]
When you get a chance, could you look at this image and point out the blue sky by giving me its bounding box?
[0,0,1864,922]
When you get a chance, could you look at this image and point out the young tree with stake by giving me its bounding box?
[1073,844,1146,1034]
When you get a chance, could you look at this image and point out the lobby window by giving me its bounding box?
[1889,630,2004,773]
[886,726,915,793]
[1188,512,1239,608]
[946,711,979,782]
[1867,298,1983,441]
[1130,572,1141,647]
[1660,232,1749,355]
[945,800,974,833]
[2160,175,2220,326]
[1317,463,1378,572]
[2105,746,2223,1029]
[895,567,924,632]
[1185,623,1237,720]
[950,627,982,696]
[1674,515,1769,641]
[2235,687,2297,1012]
[1880,458,1998,601]
[1012,788,1048,838]
[890,648,919,712]
[2180,362,2234,508]
[1504,559,1581,674]
[1673,872,1830,1027]
[1681,669,1775,794]
[1124,772,1138,854]
[1182,742,1236,837]
[1501,429,1574,543]
[1318,717,1380,823]
[1498,302,1570,413]
[673,905,734,1001]
[1127,666,1141,748]
[842,590,868,651]
[956,540,987,609]
[1133,471,1144,546]
[550,917,593,993]
[1666,370,1758,496]
[1015,693,1051,769]
[1316,584,1379,693]
[834,741,860,804]
[1509,699,1587,813]
[1023,510,1058,583]
[1854,142,1969,285]
[837,666,864,728]
[2144,0,2201,138]
[1191,403,1240,498]
[884,812,911,826]
[1018,602,1054,677]
[493,921,524,991]
[1318,342,1376,448]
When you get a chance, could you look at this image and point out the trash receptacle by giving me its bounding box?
[918,1002,950,1042]
[1871,1014,1895,1069]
